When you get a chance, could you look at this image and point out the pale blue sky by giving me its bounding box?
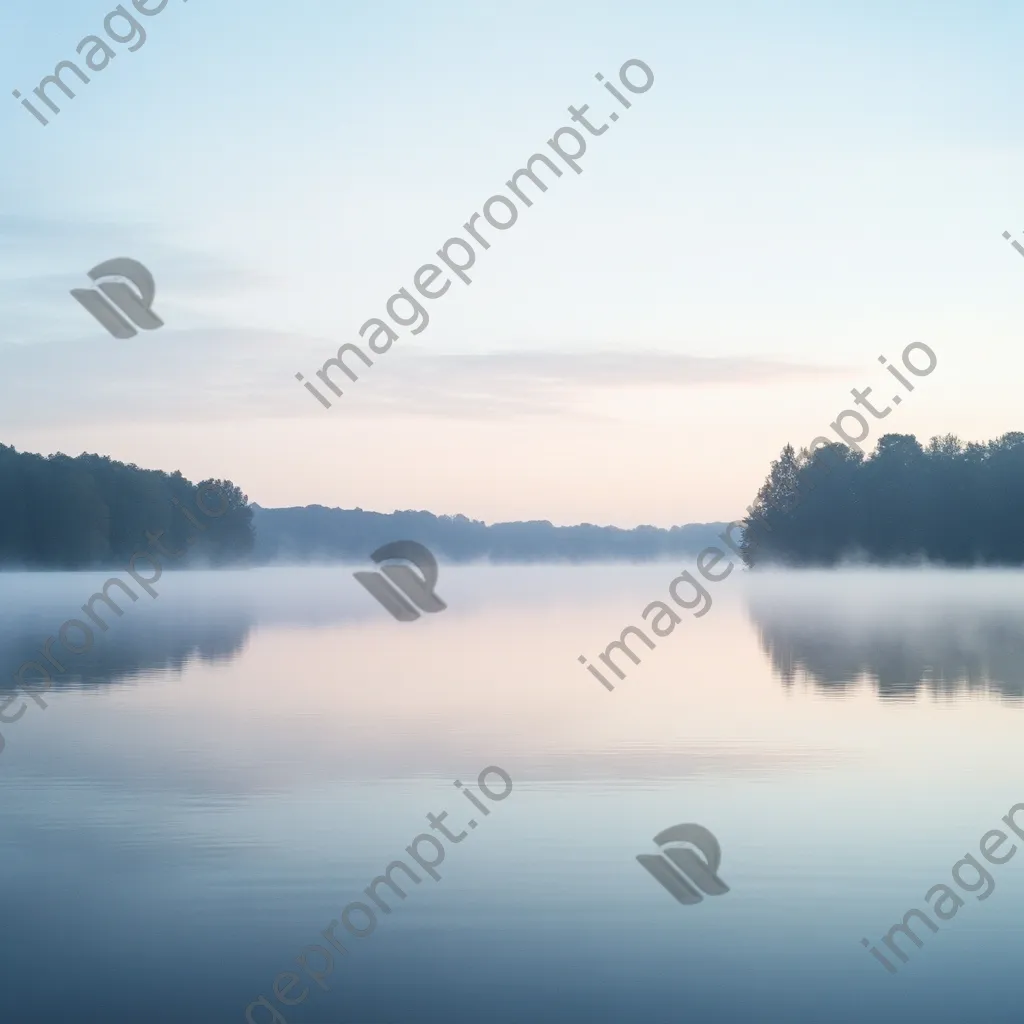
[1,1,1023,524]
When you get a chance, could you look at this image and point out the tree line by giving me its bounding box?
[0,444,733,568]
[0,445,253,568]
[252,505,729,563]
[741,431,1024,566]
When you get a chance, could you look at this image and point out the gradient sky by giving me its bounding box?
[2,0,1023,526]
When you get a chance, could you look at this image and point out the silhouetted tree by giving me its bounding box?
[0,446,253,569]
[741,432,1024,566]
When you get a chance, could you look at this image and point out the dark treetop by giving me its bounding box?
[0,444,253,569]
[741,431,1024,567]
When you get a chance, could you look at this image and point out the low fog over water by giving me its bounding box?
[2,564,1024,1024]
[745,568,1024,699]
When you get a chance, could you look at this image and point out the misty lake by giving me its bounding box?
[2,565,1023,1023]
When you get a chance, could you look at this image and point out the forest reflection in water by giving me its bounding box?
[0,593,253,696]
[745,568,1024,700]
[0,565,403,700]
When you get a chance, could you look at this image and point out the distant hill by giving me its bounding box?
[251,505,732,564]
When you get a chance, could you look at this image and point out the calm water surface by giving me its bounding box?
[2,565,1023,1023]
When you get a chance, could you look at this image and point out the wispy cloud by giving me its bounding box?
[0,213,848,427]
[354,350,847,418]
[0,327,847,428]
